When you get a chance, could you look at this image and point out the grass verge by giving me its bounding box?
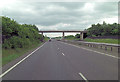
[2,42,43,66]
[64,38,80,41]
[84,38,120,44]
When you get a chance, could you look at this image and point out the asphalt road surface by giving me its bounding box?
[2,40,118,80]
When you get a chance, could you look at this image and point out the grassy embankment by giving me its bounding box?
[2,42,44,66]
[64,37,80,40]
[2,37,49,66]
[84,38,120,44]
[64,37,119,44]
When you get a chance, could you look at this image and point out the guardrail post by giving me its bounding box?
[95,45,97,48]
[118,47,120,53]
[111,47,112,51]
[105,46,107,51]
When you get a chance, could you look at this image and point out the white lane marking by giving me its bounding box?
[58,48,59,50]
[62,53,65,56]
[0,42,46,78]
[60,42,119,59]
[79,73,88,82]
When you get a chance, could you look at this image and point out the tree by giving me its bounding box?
[75,34,80,38]
[86,21,119,37]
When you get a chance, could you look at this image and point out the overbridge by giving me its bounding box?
[39,30,87,40]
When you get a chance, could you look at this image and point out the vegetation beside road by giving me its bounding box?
[87,21,120,37]
[2,43,43,66]
[64,35,75,40]
[85,22,119,44]
[64,36,119,44]
[64,35,80,40]
[2,16,48,66]
[84,38,119,44]
[2,16,44,49]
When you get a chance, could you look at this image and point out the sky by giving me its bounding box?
[0,0,119,37]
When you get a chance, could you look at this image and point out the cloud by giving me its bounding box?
[1,1,118,37]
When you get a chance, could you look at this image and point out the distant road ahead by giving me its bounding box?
[2,40,118,80]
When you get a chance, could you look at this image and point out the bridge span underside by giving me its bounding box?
[39,31,87,40]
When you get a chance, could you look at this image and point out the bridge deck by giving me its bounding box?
[39,31,87,33]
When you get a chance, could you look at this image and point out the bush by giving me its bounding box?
[3,36,32,49]
[8,36,22,49]
[21,38,31,47]
[87,22,119,37]
[2,40,11,49]
[75,34,80,38]
[91,35,96,37]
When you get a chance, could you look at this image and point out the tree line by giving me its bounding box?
[2,16,44,49]
[63,21,119,40]
[86,21,120,37]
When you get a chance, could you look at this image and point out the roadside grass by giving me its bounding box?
[44,37,49,41]
[2,42,43,66]
[84,38,120,44]
[64,37,120,44]
[64,37,80,40]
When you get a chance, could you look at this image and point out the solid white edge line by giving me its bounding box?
[62,53,65,56]
[60,42,119,59]
[0,42,46,78]
[79,73,88,82]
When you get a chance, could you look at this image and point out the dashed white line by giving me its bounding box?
[60,42,119,59]
[0,42,46,78]
[79,73,88,82]
[58,48,59,50]
[62,53,65,56]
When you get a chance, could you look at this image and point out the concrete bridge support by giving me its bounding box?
[41,32,43,35]
[62,32,65,40]
[80,32,83,40]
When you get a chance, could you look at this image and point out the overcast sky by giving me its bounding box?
[0,0,119,37]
